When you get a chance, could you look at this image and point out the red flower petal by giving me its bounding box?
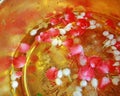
[78,65,95,81]
[69,45,84,56]
[84,11,93,19]
[13,56,26,68]
[50,18,59,25]
[115,41,120,50]
[77,27,86,35]
[69,29,80,36]
[88,56,102,68]
[60,18,68,25]
[106,19,116,29]
[99,76,111,89]
[63,38,74,47]
[19,43,30,53]
[64,8,76,23]
[46,67,58,80]
[107,60,116,73]
[76,19,90,29]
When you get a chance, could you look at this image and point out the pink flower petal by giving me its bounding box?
[99,76,111,89]
[35,35,42,42]
[19,43,30,53]
[78,65,95,81]
[47,28,59,37]
[46,67,58,80]
[13,56,26,68]
[40,32,51,42]
[97,61,109,74]
[69,45,84,56]
[68,28,85,36]
[96,60,115,74]
[15,71,23,78]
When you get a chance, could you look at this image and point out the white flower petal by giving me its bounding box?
[64,23,73,31]
[80,80,87,87]
[91,78,98,88]
[0,0,4,4]
[52,38,58,46]
[110,39,116,45]
[113,62,120,66]
[63,68,71,76]
[57,70,63,78]
[88,25,96,29]
[11,81,18,89]
[112,76,120,85]
[103,31,109,36]
[107,34,114,40]
[55,78,62,86]
[11,73,16,81]
[73,91,82,96]
[30,29,38,36]
[90,20,96,25]
[59,29,66,35]
[75,86,82,92]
